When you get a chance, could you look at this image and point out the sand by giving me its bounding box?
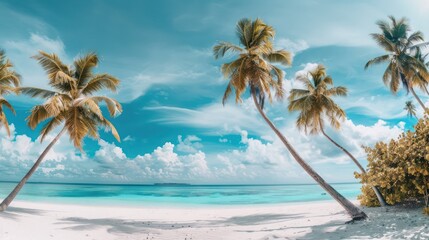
[0,200,428,240]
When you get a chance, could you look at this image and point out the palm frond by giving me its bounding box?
[370,33,396,52]
[18,87,59,99]
[265,50,292,65]
[365,55,391,69]
[33,51,70,83]
[213,42,244,59]
[80,74,119,95]
[74,52,98,87]
[98,118,120,142]
[0,98,16,115]
[0,112,11,136]
[326,86,348,97]
[89,96,122,116]
[39,116,63,142]
[26,105,52,129]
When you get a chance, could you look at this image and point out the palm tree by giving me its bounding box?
[288,64,387,206]
[404,100,417,118]
[0,50,21,136]
[410,48,429,95]
[365,16,429,111]
[0,51,122,211]
[213,18,367,221]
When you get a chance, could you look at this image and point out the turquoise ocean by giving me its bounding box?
[0,182,361,206]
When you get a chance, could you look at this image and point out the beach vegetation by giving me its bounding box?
[356,115,429,214]
[0,51,122,211]
[213,18,367,221]
[0,49,21,136]
[365,16,429,111]
[288,64,387,206]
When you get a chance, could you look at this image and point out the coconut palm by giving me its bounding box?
[214,18,367,220]
[288,64,387,206]
[365,16,429,111]
[0,50,21,136]
[404,100,417,118]
[0,51,122,211]
[410,48,429,95]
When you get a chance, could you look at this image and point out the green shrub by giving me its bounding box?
[356,116,429,213]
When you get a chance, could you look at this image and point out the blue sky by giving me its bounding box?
[0,0,427,184]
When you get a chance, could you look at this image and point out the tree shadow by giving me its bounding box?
[274,206,429,240]
[0,206,45,220]
[57,213,304,234]
[208,213,304,226]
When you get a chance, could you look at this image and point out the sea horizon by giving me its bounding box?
[0,181,362,207]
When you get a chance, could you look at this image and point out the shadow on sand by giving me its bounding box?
[55,213,303,234]
[0,206,45,221]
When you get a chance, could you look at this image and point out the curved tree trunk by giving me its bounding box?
[410,86,427,112]
[0,127,67,212]
[319,125,387,207]
[423,85,429,96]
[250,87,367,221]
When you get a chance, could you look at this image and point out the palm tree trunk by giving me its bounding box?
[410,86,427,111]
[0,127,67,212]
[319,125,387,207]
[423,85,429,96]
[250,86,367,221]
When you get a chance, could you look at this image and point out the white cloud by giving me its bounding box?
[2,33,71,98]
[145,98,267,136]
[276,38,309,55]
[294,62,319,79]
[0,114,406,184]
[177,135,203,153]
[120,70,205,102]
[123,135,135,142]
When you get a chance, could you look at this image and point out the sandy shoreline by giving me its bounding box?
[0,200,428,240]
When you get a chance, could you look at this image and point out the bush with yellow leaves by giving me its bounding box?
[356,116,429,214]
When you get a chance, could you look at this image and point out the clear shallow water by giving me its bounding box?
[0,182,361,206]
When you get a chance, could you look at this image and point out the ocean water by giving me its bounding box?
[0,182,361,206]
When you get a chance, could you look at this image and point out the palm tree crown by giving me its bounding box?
[410,48,429,95]
[213,18,292,107]
[19,51,122,148]
[0,50,21,136]
[365,16,429,94]
[288,64,347,134]
[404,100,417,118]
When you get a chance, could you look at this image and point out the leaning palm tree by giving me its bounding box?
[365,16,429,111]
[214,18,367,220]
[0,50,21,136]
[288,64,387,206]
[404,100,417,118]
[0,51,122,211]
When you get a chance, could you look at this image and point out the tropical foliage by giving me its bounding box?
[213,18,291,107]
[356,115,429,214]
[404,100,417,118]
[288,64,347,134]
[365,16,429,110]
[0,51,122,211]
[214,18,367,220]
[288,64,387,206]
[0,50,21,136]
[20,51,122,148]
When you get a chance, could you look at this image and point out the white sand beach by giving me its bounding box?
[0,200,428,240]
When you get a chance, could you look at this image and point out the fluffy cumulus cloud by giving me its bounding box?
[0,113,407,184]
[177,135,203,153]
